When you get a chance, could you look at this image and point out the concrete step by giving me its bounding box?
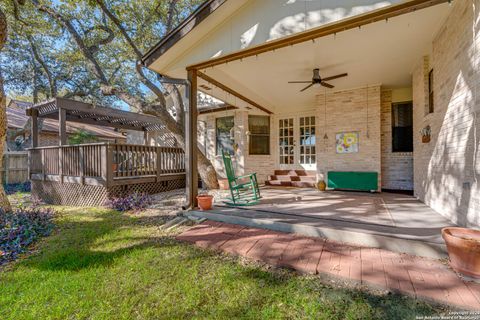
[291,181,316,188]
[186,208,447,260]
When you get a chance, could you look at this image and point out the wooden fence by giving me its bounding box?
[29,143,186,187]
[1,151,29,185]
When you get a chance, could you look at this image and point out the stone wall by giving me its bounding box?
[412,0,480,227]
[315,85,382,190]
[381,89,414,191]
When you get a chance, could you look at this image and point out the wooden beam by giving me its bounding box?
[187,0,448,71]
[59,108,67,146]
[31,109,39,148]
[198,105,238,115]
[197,71,272,114]
[186,69,199,208]
[55,97,164,127]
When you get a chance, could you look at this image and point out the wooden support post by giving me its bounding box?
[31,110,39,148]
[106,144,113,187]
[58,147,63,183]
[156,147,162,182]
[59,108,67,146]
[79,146,85,185]
[144,130,148,145]
[41,149,45,181]
[187,69,199,208]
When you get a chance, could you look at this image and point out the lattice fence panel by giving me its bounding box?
[32,181,109,207]
[108,179,186,198]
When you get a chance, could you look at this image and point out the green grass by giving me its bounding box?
[0,205,444,319]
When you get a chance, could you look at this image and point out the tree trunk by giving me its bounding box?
[0,8,12,212]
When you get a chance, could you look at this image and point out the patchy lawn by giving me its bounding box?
[0,204,445,319]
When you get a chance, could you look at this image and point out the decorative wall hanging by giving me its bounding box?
[420,125,431,143]
[336,132,359,154]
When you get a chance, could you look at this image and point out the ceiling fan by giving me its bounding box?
[288,68,348,92]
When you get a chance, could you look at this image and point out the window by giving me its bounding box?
[392,102,413,152]
[428,69,434,114]
[216,116,234,155]
[248,115,270,155]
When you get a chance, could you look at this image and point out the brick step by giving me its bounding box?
[273,170,316,177]
[265,180,292,187]
[268,175,316,182]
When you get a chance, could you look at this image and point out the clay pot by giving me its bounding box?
[442,227,480,279]
[197,194,214,211]
[317,180,326,191]
[422,135,431,143]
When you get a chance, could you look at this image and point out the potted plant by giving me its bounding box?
[442,227,480,279]
[197,193,214,211]
[421,125,431,143]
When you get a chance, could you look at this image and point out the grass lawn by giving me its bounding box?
[0,203,445,319]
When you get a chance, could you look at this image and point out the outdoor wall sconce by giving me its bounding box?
[421,125,431,143]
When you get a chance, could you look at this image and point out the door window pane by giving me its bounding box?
[216,116,234,155]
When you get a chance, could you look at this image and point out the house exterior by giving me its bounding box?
[142,0,480,227]
[6,99,126,150]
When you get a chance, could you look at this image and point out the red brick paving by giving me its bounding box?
[177,220,480,310]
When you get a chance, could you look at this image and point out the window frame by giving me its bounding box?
[215,116,235,156]
[428,69,434,114]
[391,101,413,153]
[248,115,270,155]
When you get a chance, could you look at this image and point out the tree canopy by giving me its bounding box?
[1,0,220,189]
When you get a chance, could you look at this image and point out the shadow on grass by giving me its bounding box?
[14,207,444,319]
[22,208,187,271]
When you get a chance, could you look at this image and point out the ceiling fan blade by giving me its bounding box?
[320,82,334,89]
[288,81,312,83]
[322,73,348,81]
[300,83,314,92]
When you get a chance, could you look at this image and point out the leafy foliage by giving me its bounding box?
[3,182,31,195]
[67,129,98,145]
[107,192,152,212]
[0,206,55,265]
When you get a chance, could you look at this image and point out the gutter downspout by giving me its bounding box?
[157,75,195,210]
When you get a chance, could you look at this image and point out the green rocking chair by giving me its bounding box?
[222,150,261,206]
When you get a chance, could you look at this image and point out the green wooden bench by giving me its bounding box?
[327,171,378,192]
[222,150,261,206]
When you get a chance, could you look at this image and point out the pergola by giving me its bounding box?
[26,97,166,147]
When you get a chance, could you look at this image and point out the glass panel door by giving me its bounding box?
[299,116,316,166]
[278,118,294,165]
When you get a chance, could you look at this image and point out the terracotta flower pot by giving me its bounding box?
[422,135,431,143]
[442,227,480,279]
[197,195,214,211]
[317,180,326,191]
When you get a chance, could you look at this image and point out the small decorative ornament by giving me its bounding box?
[317,180,326,191]
[421,125,431,143]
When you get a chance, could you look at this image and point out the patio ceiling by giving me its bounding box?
[177,2,451,113]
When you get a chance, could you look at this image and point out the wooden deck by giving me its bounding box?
[28,143,186,206]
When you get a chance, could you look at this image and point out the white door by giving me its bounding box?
[277,115,316,170]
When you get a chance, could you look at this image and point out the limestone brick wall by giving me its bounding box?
[315,85,382,190]
[412,0,480,226]
[381,89,414,191]
[198,109,274,184]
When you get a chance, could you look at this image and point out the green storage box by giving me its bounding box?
[327,171,378,192]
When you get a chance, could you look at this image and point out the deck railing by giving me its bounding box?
[28,143,185,187]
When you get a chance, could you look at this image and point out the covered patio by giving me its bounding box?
[188,187,455,259]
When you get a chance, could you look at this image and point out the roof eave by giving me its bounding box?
[141,0,227,67]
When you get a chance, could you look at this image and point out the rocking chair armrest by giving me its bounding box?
[235,173,257,181]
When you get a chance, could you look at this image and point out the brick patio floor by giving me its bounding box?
[177,220,480,310]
